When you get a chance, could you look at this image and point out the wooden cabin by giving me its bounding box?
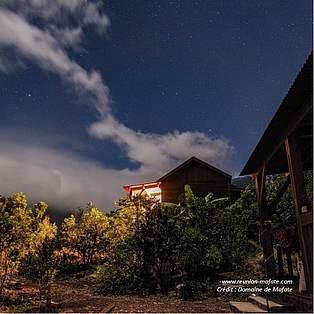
[124,157,242,203]
[240,52,313,312]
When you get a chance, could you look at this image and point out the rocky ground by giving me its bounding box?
[0,278,230,313]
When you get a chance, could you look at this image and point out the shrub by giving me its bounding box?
[0,193,56,295]
[19,201,58,310]
[93,240,141,295]
[95,186,258,296]
[22,237,59,310]
[61,204,110,265]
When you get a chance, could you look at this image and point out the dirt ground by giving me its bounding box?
[0,278,230,313]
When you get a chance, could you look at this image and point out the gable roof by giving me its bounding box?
[240,52,313,175]
[158,156,231,181]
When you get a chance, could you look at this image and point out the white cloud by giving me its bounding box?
[0,0,110,34]
[0,5,110,115]
[49,26,83,49]
[0,1,236,211]
[0,129,233,212]
[89,116,234,174]
[0,134,150,211]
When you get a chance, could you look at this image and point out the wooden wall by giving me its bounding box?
[160,160,232,203]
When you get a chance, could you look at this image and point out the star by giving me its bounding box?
[27,93,32,97]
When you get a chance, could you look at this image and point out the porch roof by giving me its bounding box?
[241,52,313,176]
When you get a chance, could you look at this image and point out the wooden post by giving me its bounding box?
[286,251,294,278]
[285,135,312,291]
[227,179,231,204]
[253,164,276,278]
[285,136,307,211]
[277,246,284,277]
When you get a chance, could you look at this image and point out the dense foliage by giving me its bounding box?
[266,175,295,229]
[0,194,56,293]
[22,236,59,309]
[61,204,110,265]
[94,185,259,297]
[0,173,301,304]
[0,193,57,309]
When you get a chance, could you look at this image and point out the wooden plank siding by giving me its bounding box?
[159,159,233,203]
[124,157,241,204]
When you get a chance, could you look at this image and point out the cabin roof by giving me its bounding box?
[241,52,313,176]
[123,157,232,192]
[158,156,231,181]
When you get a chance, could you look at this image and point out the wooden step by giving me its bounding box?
[248,295,292,312]
[229,301,267,313]
[102,303,115,313]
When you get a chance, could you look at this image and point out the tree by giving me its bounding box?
[22,209,58,311]
[133,204,183,294]
[0,193,57,299]
[95,186,259,297]
[0,194,36,293]
[61,203,110,265]
[94,196,160,294]
[108,195,157,247]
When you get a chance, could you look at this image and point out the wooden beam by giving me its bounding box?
[285,134,312,291]
[299,211,313,226]
[285,135,308,212]
[253,164,276,279]
[227,181,231,204]
[254,164,267,219]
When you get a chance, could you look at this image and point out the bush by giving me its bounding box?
[19,202,58,310]
[93,241,141,295]
[178,278,213,300]
[61,204,110,265]
[95,186,259,296]
[22,237,59,310]
[0,194,57,295]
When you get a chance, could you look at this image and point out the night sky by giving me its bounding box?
[0,0,312,211]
